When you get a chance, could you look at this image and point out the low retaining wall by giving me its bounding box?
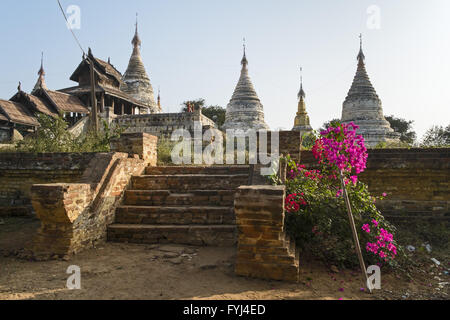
[0,153,97,216]
[235,186,300,282]
[300,148,450,219]
[23,133,158,259]
[114,112,216,137]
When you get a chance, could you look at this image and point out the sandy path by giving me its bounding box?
[0,218,447,300]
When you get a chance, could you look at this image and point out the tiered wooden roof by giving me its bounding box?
[0,99,39,126]
[11,91,58,118]
[42,89,89,114]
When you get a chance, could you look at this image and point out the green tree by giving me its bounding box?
[16,114,126,153]
[181,99,205,112]
[16,113,77,153]
[319,119,341,133]
[421,125,450,147]
[181,99,226,129]
[202,105,226,129]
[385,115,416,144]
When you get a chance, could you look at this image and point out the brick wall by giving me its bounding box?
[110,132,158,166]
[0,153,97,216]
[300,148,450,219]
[30,154,147,259]
[114,112,216,138]
[27,133,158,259]
[235,186,300,282]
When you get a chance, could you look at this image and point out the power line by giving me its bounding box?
[56,0,85,55]
[56,0,98,132]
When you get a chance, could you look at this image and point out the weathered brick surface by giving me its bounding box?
[26,133,158,259]
[300,148,450,219]
[115,206,235,225]
[108,166,248,247]
[145,166,250,175]
[107,224,237,246]
[110,132,158,166]
[235,185,299,282]
[124,190,235,207]
[132,174,249,191]
[259,131,303,161]
[29,153,148,258]
[0,153,97,216]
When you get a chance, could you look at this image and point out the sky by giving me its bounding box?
[0,0,449,139]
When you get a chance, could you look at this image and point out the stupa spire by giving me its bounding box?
[297,67,305,100]
[157,87,161,110]
[132,13,141,49]
[32,52,47,92]
[357,33,365,62]
[341,36,400,147]
[222,41,269,131]
[241,38,248,69]
[293,67,312,132]
[121,15,160,113]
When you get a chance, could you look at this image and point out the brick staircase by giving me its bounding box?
[107,166,250,246]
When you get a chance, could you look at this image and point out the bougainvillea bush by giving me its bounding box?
[272,122,402,268]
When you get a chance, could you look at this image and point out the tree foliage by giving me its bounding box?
[15,114,125,153]
[319,119,341,134]
[202,105,226,129]
[421,125,450,147]
[385,115,416,144]
[181,99,226,129]
[180,99,205,112]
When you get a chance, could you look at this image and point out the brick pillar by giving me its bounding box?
[110,132,158,166]
[235,185,299,282]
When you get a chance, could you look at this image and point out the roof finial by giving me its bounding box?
[241,37,248,68]
[157,86,161,109]
[33,51,48,92]
[38,52,45,76]
[358,33,365,61]
[298,67,305,99]
[132,13,142,48]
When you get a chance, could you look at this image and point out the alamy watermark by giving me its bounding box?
[66,5,81,30]
[367,5,381,30]
[170,122,280,176]
[66,265,81,290]
[367,265,381,290]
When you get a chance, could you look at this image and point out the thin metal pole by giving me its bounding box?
[88,57,98,133]
[339,170,372,293]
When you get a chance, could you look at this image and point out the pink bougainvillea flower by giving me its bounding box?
[362,224,370,233]
[382,192,387,197]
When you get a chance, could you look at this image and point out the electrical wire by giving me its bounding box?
[56,0,86,55]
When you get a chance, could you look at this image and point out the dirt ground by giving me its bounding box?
[0,217,448,300]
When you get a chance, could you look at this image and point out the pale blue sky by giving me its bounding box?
[0,0,449,139]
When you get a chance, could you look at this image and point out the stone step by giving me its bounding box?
[236,252,297,265]
[131,174,249,191]
[107,224,237,246]
[116,206,235,225]
[237,244,292,257]
[235,261,300,282]
[284,233,297,257]
[124,190,235,206]
[146,166,251,175]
